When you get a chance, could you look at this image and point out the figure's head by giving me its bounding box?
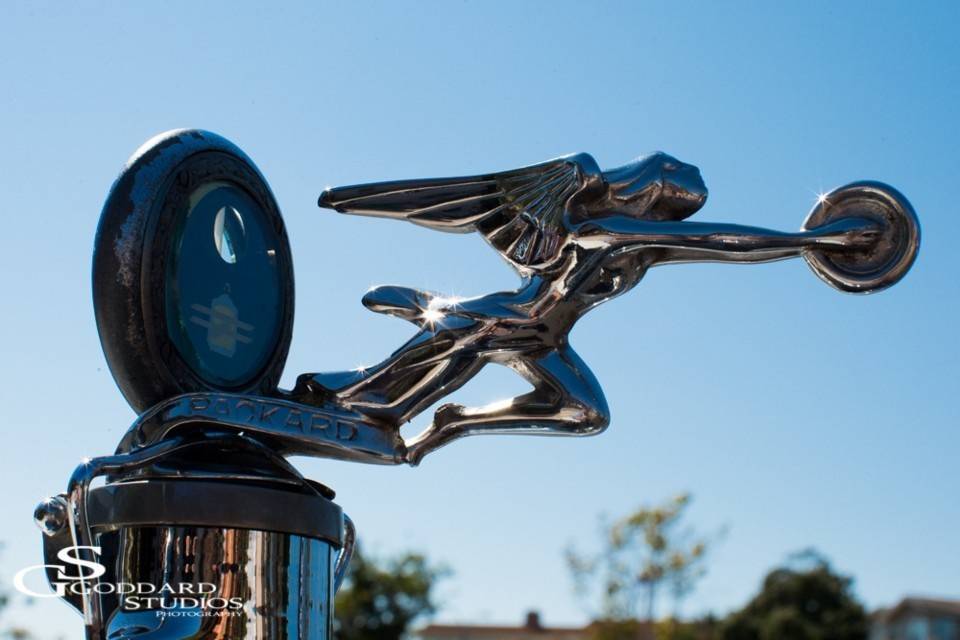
[601,152,707,221]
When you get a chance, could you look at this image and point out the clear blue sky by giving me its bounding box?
[1,1,957,636]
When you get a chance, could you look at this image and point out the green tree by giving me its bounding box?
[720,550,867,640]
[335,547,448,640]
[567,493,721,629]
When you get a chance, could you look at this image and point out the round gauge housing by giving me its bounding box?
[93,130,294,413]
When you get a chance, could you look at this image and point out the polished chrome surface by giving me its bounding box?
[116,392,404,464]
[802,181,920,292]
[298,152,919,463]
[68,437,195,631]
[34,495,69,536]
[36,433,347,638]
[98,525,334,639]
[35,488,348,639]
[333,514,355,594]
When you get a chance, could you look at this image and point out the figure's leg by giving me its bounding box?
[348,353,487,425]
[295,283,467,399]
[405,345,610,464]
[293,285,527,429]
[294,316,486,426]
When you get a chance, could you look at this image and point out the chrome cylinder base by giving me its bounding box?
[99,525,334,639]
[37,474,350,640]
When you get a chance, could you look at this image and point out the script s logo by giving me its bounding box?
[13,546,105,598]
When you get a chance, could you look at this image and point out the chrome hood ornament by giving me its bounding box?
[297,151,917,464]
[33,130,919,639]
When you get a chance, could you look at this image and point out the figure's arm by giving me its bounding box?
[574,215,880,264]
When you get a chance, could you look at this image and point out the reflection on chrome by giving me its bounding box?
[101,526,334,639]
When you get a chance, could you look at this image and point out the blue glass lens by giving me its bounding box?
[165,182,284,387]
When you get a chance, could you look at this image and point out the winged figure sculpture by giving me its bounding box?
[291,151,881,464]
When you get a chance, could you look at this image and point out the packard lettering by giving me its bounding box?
[182,395,357,442]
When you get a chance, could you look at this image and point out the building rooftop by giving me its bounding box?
[879,597,960,620]
[418,611,588,639]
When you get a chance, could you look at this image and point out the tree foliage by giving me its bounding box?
[720,550,868,640]
[335,547,448,640]
[567,493,721,625]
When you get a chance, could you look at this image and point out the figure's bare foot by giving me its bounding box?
[404,403,466,466]
[434,402,466,429]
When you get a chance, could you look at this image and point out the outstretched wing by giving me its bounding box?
[319,153,604,274]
